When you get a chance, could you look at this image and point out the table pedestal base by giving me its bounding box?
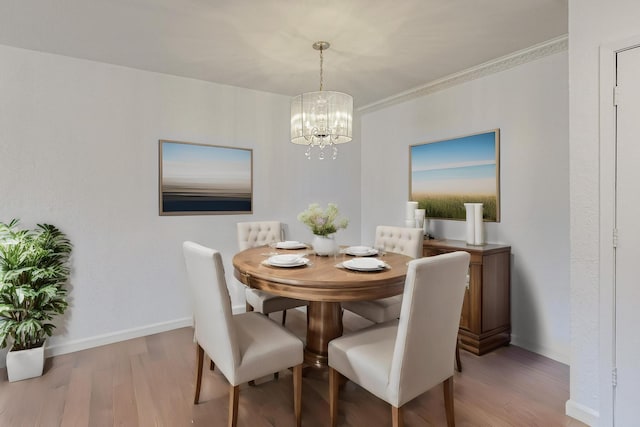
[305,301,343,368]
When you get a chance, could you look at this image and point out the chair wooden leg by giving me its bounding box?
[293,364,302,427]
[329,367,340,427]
[391,405,404,427]
[248,372,278,386]
[281,309,287,325]
[194,343,204,404]
[443,376,455,427]
[228,384,239,427]
[338,373,349,390]
[210,359,215,371]
[455,340,462,373]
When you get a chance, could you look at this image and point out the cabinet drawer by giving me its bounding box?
[423,247,454,257]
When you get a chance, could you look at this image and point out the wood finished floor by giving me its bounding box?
[0,310,585,427]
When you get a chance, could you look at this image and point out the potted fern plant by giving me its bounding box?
[0,220,72,382]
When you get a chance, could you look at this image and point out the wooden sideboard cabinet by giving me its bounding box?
[423,239,511,355]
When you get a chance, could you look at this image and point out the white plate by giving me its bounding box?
[342,258,387,271]
[276,241,307,250]
[344,246,378,256]
[267,254,309,267]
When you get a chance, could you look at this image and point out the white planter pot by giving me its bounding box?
[312,235,338,256]
[6,342,45,382]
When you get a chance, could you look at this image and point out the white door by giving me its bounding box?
[614,45,640,425]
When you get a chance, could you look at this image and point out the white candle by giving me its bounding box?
[406,201,418,220]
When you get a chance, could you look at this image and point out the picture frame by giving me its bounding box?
[159,140,253,215]
[409,129,500,222]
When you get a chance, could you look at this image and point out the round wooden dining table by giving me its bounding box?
[232,246,412,368]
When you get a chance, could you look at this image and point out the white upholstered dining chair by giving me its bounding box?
[182,241,303,427]
[341,225,463,372]
[329,251,470,427]
[237,221,308,326]
[341,226,423,323]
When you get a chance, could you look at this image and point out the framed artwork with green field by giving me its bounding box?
[410,129,500,222]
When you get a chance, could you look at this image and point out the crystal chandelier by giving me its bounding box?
[291,41,353,160]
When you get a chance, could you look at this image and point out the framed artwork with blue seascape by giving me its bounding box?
[159,140,253,215]
[409,129,500,222]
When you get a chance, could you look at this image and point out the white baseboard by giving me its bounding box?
[44,305,252,359]
[44,317,194,359]
[510,333,569,365]
[566,399,599,426]
[2,304,294,368]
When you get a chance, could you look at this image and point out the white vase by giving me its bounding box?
[464,203,476,245]
[312,235,337,256]
[6,342,45,382]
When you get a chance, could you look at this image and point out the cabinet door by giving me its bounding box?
[466,262,482,333]
[480,252,510,333]
[459,284,471,330]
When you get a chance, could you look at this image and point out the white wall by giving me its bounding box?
[0,44,361,364]
[360,51,570,363]
[568,1,640,425]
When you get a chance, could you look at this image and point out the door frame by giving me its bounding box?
[599,35,640,427]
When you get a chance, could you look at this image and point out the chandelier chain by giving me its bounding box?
[319,47,324,91]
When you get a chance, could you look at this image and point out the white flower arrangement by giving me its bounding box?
[297,203,349,237]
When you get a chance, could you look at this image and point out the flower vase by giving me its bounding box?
[312,235,337,256]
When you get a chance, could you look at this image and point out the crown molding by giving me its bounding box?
[358,35,568,114]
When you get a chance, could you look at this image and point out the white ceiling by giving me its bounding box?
[0,0,567,109]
